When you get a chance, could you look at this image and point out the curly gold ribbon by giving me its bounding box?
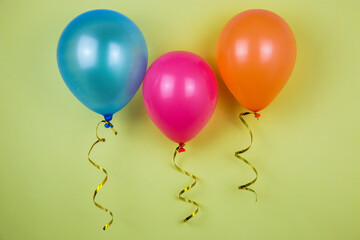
[88,120,117,230]
[236,112,260,202]
[172,143,199,222]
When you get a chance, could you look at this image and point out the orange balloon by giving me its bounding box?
[216,9,296,112]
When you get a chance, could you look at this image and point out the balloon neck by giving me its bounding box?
[103,114,113,128]
[178,143,186,153]
[240,112,261,119]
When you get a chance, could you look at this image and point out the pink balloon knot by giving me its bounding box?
[178,143,186,153]
[178,148,185,153]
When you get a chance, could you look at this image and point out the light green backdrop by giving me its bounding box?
[1,0,359,239]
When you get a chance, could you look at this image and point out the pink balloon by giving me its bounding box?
[142,51,218,144]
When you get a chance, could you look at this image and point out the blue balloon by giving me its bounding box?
[57,9,148,122]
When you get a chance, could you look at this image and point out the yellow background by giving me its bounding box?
[1,0,359,239]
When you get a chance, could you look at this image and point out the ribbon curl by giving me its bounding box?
[88,120,117,230]
[172,143,199,222]
[236,112,260,202]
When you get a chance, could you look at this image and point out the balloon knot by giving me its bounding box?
[254,113,261,119]
[104,114,113,128]
[101,138,106,142]
[178,143,186,153]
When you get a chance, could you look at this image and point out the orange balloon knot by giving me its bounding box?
[254,113,261,119]
[178,143,186,153]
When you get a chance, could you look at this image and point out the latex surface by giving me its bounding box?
[142,51,218,143]
[217,9,296,112]
[57,9,148,116]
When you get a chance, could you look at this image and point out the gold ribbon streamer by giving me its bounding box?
[88,120,117,230]
[172,144,199,222]
[236,112,260,202]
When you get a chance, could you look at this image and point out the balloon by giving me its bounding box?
[142,51,218,144]
[57,9,148,121]
[216,9,296,112]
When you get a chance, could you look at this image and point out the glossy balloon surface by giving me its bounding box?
[217,9,296,112]
[57,9,148,117]
[143,51,218,143]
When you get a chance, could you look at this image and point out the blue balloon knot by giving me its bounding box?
[104,114,113,122]
[103,114,113,128]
